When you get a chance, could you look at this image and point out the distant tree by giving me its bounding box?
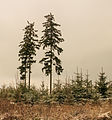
[40,81,48,96]
[52,80,65,103]
[72,68,85,100]
[84,70,93,98]
[75,68,84,88]
[18,21,39,89]
[39,81,49,104]
[63,82,74,103]
[39,13,64,94]
[96,68,109,98]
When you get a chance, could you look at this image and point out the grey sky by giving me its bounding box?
[0,0,112,87]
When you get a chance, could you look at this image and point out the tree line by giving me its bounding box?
[0,67,111,104]
[16,13,112,103]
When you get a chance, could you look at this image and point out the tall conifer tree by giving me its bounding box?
[40,13,64,94]
[18,21,39,89]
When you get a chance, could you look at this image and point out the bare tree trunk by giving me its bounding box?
[28,61,31,90]
[25,58,27,87]
[50,63,52,94]
[50,45,53,94]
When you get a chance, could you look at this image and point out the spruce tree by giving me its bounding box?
[97,68,109,98]
[84,70,93,98]
[75,68,83,88]
[72,68,85,100]
[39,13,64,94]
[18,21,39,89]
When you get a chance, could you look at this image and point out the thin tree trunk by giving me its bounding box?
[25,58,27,88]
[50,72,52,94]
[50,52,52,94]
[50,43,53,94]
[50,26,53,94]
[28,61,31,90]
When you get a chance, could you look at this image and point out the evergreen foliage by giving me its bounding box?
[39,81,49,104]
[96,68,109,98]
[108,81,112,97]
[39,13,64,94]
[71,69,86,101]
[84,70,93,98]
[9,15,112,104]
[52,80,65,104]
[18,21,39,89]
[0,68,112,104]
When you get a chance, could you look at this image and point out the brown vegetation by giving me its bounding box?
[0,99,112,120]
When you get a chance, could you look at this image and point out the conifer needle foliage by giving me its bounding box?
[18,21,39,89]
[96,68,109,98]
[39,13,64,94]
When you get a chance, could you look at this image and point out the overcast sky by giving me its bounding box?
[0,0,112,87]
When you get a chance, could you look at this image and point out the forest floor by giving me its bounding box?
[0,99,112,120]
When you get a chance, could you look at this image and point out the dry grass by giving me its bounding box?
[0,98,112,120]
